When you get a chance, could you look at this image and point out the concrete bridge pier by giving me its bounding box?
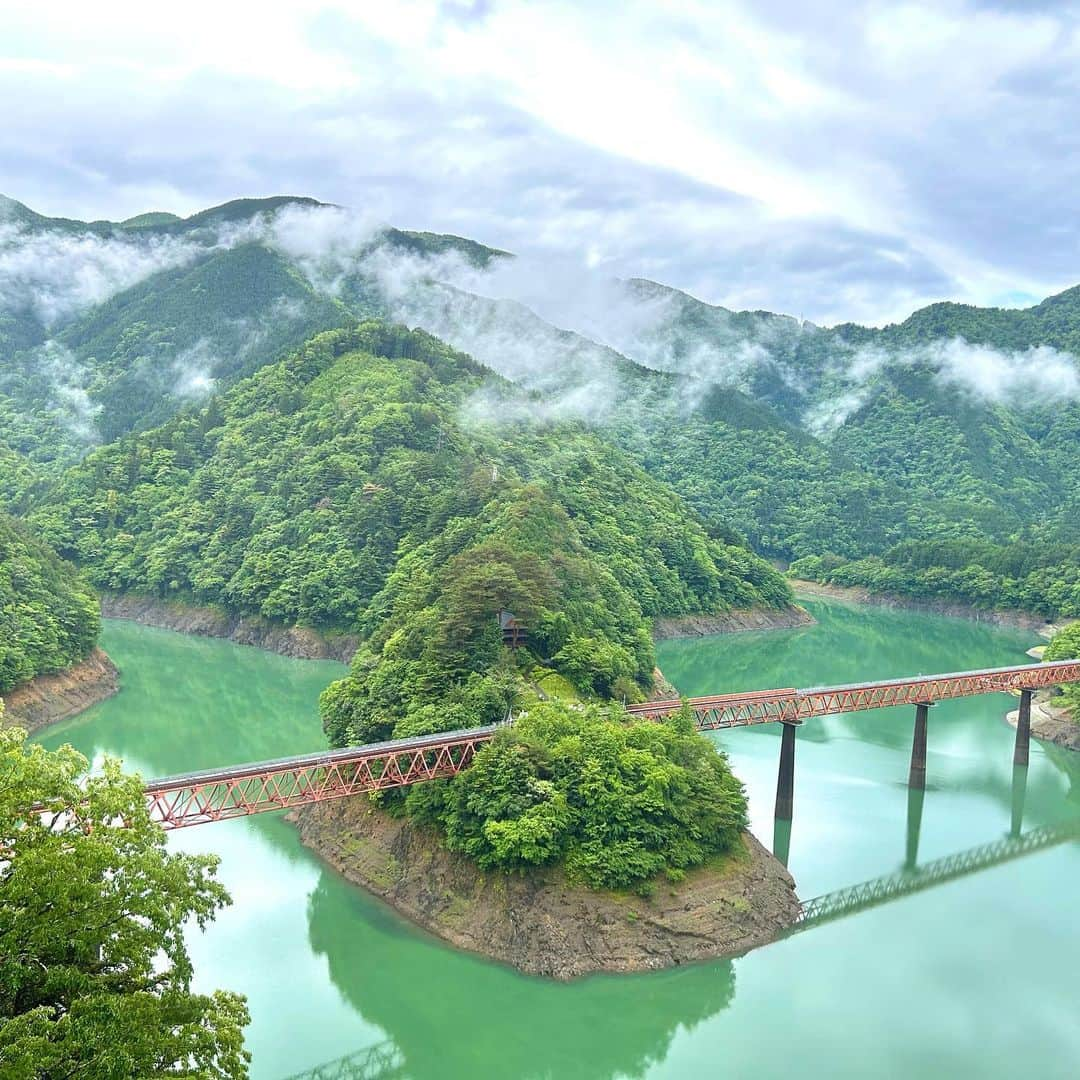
[774,721,798,820]
[908,703,932,788]
[1013,689,1033,767]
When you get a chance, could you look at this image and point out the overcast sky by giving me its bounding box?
[2,0,1078,325]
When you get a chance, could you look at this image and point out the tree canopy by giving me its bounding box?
[0,514,99,693]
[1044,623,1080,721]
[403,700,748,891]
[0,721,249,1078]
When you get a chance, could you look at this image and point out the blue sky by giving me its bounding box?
[2,0,1078,325]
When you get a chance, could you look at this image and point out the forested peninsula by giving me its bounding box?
[4,193,1080,993]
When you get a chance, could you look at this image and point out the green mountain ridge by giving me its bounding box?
[3,193,1080,618]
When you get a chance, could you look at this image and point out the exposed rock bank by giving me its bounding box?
[790,580,1065,638]
[1,649,119,734]
[652,604,814,640]
[1007,694,1080,751]
[100,594,359,663]
[292,801,800,980]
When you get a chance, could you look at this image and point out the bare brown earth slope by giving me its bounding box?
[1,648,119,733]
[292,800,800,980]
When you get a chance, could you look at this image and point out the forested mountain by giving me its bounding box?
[29,322,789,690]
[4,192,1080,617]
[0,514,98,693]
[0,196,499,485]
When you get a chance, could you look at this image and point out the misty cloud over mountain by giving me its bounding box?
[2,197,1079,457]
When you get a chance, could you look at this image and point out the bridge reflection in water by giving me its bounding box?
[282,1041,405,1080]
[287,802,1080,1080]
[794,814,1080,932]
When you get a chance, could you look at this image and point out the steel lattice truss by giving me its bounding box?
[625,659,1080,729]
[145,726,498,830]
[281,1042,406,1080]
[796,819,1080,930]
[141,661,1080,829]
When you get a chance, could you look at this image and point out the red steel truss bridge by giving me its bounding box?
[623,659,1080,727]
[143,660,1080,830]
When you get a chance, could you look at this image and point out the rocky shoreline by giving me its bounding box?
[652,604,815,640]
[292,800,801,980]
[1007,694,1080,751]
[1,648,119,734]
[101,593,359,663]
[789,579,1065,638]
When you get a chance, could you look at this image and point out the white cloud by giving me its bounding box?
[171,339,218,400]
[806,337,1080,435]
[0,220,208,325]
[935,339,1080,403]
[2,0,1080,325]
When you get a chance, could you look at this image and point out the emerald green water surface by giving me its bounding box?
[37,604,1080,1078]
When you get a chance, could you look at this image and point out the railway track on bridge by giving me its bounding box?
[142,660,1080,830]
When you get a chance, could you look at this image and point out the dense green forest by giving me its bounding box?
[29,323,788,713]
[22,320,774,885]
[5,193,1080,621]
[4,190,1080,695]
[1045,624,1080,719]
[0,514,99,693]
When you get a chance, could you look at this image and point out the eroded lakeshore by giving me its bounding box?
[291,803,800,979]
[100,593,359,662]
[1,647,119,733]
[790,579,1068,638]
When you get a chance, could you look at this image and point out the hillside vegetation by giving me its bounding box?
[401,700,748,890]
[24,320,777,887]
[1045,624,1080,720]
[30,322,789,698]
[5,192,1080,623]
[0,514,99,694]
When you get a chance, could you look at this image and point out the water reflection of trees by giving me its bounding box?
[304,877,737,1080]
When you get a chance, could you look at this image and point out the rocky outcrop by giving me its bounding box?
[789,579,1068,638]
[100,594,358,663]
[292,801,801,980]
[1,649,119,734]
[651,605,814,640]
[1007,693,1080,751]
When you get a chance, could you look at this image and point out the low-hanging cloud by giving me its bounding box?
[806,337,1080,435]
[0,219,212,327]
[34,340,100,443]
[5,201,1079,445]
[171,339,218,401]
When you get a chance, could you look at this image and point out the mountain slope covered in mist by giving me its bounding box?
[29,322,789,633]
[3,192,1080,614]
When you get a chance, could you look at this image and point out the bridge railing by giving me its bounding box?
[140,660,1080,829]
[625,660,1080,729]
